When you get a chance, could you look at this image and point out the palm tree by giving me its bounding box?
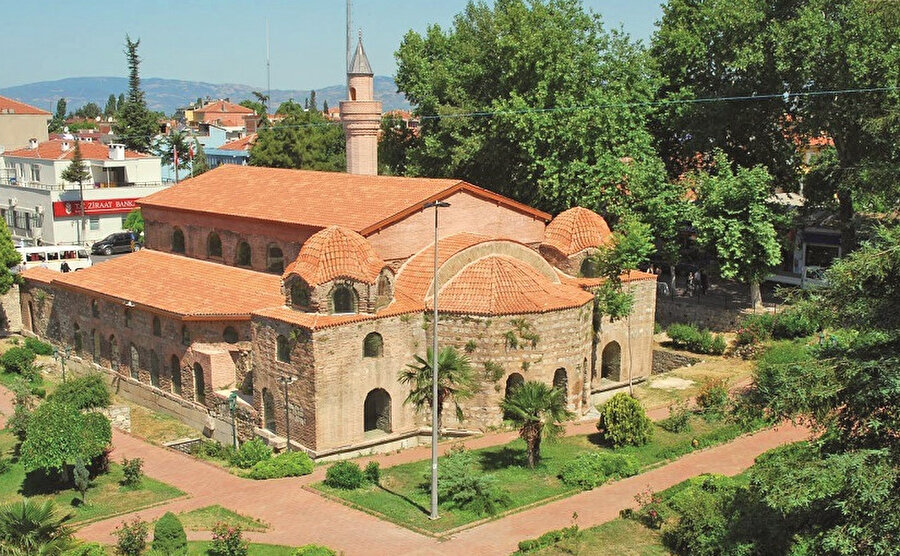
[0,499,76,555]
[398,346,475,433]
[500,380,574,469]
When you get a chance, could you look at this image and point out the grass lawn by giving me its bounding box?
[122,399,199,445]
[0,429,184,524]
[530,518,667,556]
[313,415,753,534]
[185,541,299,555]
[177,505,269,532]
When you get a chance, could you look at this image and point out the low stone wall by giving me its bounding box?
[656,297,772,332]
[0,285,23,333]
[652,349,701,375]
[95,405,131,432]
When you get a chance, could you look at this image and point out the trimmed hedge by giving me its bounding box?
[558,452,640,490]
[516,525,581,554]
[597,393,653,448]
[324,461,365,489]
[294,545,337,556]
[152,511,187,555]
[667,324,727,355]
[247,451,313,480]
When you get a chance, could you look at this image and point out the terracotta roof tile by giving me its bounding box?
[0,95,51,116]
[542,207,612,257]
[392,233,492,306]
[283,226,385,286]
[556,268,658,287]
[4,140,149,161]
[20,267,57,284]
[41,250,283,319]
[218,134,256,151]
[194,100,255,115]
[427,255,593,316]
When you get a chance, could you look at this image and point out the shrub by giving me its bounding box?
[435,447,510,516]
[659,400,692,433]
[623,486,668,529]
[662,475,740,556]
[516,525,581,553]
[6,405,31,442]
[247,451,314,480]
[597,393,653,448]
[667,324,726,355]
[0,457,11,475]
[364,461,381,484]
[121,457,144,488]
[559,451,640,490]
[24,336,54,356]
[209,523,248,556]
[114,518,149,556]
[1,346,36,377]
[152,512,187,555]
[230,438,272,469]
[294,546,337,556]
[771,308,819,340]
[49,374,110,410]
[191,439,235,461]
[324,461,365,490]
[63,542,108,556]
[738,313,775,345]
[696,379,730,421]
[30,385,46,398]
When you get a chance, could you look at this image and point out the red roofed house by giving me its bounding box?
[16,37,655,459]
[0,95,50,152]
[191,100,259,141]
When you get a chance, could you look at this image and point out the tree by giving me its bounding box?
[191,140,209,176]
[73,458,90,504]
[398,346,476,432]
[60,141,91,244]
[308,90,317,112]
[49,98,67,133]
[500,380,572,468]
[249,101,345,171]
[0,500,76,555]
[394,0,666,215]
[152,512,187,555]
[691,151,782,307]
[74,103,102,120]
[322,100,329,113]
[19,402,112,479]
[588,217,655,321]
[0,219,21,296]
[113,36,159,153]
[154,130,192,177]
[378,113,417,176]
[104,94,118,117]
[122,209,143,238]
[117,93,125,112]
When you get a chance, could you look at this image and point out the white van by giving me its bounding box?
[15,245,92,273]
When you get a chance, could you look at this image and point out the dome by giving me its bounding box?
[427,255,593,316]
[541,207,612,257]
[283,226,385,286]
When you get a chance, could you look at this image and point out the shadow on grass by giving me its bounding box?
[478,446,527,470]
[378,483,430,516]
[20,468,67,496]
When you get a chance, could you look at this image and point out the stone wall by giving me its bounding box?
[652,349,701,374]
[0,284,22,333]
[95,405,131,432]
[591,279,657,392]
[656,296,769,332]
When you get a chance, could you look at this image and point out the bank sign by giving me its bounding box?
[52,199,139,217]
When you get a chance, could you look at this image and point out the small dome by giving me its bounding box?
[541,207,612,257]
[283,226,384,286]
[427,256,592,316]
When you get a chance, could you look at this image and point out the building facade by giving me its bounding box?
[0,95,50,152]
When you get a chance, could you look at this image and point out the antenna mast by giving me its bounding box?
[266,18,271,113]
[346,0,352,72]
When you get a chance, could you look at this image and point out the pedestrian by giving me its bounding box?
[60,261,71,273]
[686,270,695,297]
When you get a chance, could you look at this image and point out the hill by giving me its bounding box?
[0,76,410,115]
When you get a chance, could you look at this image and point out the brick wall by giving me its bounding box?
[655,296,766,332]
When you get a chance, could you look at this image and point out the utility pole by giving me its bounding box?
[347,0,352,71]
[266,18,271,114]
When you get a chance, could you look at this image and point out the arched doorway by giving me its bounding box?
[363,389,391,434]
[170,356,182,395]
[601,341,621,382]
[553,368,568,394]
[109,335,119,371]
[193,363,205,404]
[504,373,525,419]
[149,351,160,388]
[262,388,276,432]
[129,344,140,379]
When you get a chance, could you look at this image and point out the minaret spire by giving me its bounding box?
[341,30,382,175]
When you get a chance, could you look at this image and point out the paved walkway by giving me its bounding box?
[0,382,808,555]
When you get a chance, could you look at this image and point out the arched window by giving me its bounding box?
[364,388,391,433]
[130,344,140,379]
[171,355,183,395]
[290,281,310,307]
[149,350,160,387]
[91,299,100,318]
[73,323,82,353]
[350,87,357,101]
[504,373,525,420]
[152,316,161,337]
[553,368,568,394]
[276,334,290,363]
[331,286,356,314]
[266,244,284,273]
[124,308,132,328]
[193,363,205,403]
[236,241,252,266]
[223,326,239,343]
[377,273,391,298]
[363,332,383,358]
[181,325,191,346]
[109,335,119,371]
[91,329,99,363]
[172,228,185,253]
[601,341,621,382]
[262,388,276,432]
[207,232,222,257]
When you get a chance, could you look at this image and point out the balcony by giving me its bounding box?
[0,178,169,191]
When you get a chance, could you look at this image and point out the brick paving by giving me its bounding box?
[0,382,807,555]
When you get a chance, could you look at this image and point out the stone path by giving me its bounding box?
[0,382,808,555]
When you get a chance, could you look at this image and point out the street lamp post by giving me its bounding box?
[227,391,238,450]
[53,346,70,383]
[277,375,296,451]
[424,200,450,521]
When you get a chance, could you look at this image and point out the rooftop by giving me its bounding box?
[542,207,612,257]
[283,226,385,286]
[0,95,51,116]
[4,140,150,161]
[218,134,257,151]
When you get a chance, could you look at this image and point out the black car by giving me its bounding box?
[91,232,140,256]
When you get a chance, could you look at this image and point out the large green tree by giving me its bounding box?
[249,101,344,171]
[394,0,666,216]
[19,402,112,479]
[378,113,417,176]
[113,36,159,153]
[154,130,192,178]
[104,94,118,117]
[500,380,572,468]
[398,346,476,432]
[49,98,66,133]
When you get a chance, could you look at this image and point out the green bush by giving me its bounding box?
[190,439,235,461]
[667,324,727,355]
[0,457,11,475]
[49,374,110,409]
[597,393,653,448]
[24,336,54,356]
[30,385,46,398]
[435,447,510,516]
[0,346,36,377]
[364,461,381,484]
[121,457,144,488]
[115,518,149,556]
[738,313,775,345]
[516,525,581,553]
[247,451,313,480]
[152,511,187,555]
[324,461,365,490]
[696,379,730,421]
[230,438,272,469]
[210,522,247,556]
[662,474,741,556]
[771,309,819,339]
[558,451,640,489]
[294,545,337,556]
[62,542,108,556]
[660,400,692,433]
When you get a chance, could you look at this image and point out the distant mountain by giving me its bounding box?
[0,75,410,116]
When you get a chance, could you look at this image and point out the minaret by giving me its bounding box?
[341,32,382,175]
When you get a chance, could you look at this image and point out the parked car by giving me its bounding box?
[91,232,140,255]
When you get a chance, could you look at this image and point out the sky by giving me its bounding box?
[0,1,664,91]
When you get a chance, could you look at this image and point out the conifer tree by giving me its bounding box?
[113,36,158,152]
[60,141,91,243]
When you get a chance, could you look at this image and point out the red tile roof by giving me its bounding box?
[283,226,385,286]
[392,233,493,306]
[43,250,283,320]
[4,140,149,161]
[218,134,256,151]
[194,101,256,128]
[139,165,550,234]
[427,255,593,316]
[542,207,612,257]
[0,95,51,116]
[20,267,57,285]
